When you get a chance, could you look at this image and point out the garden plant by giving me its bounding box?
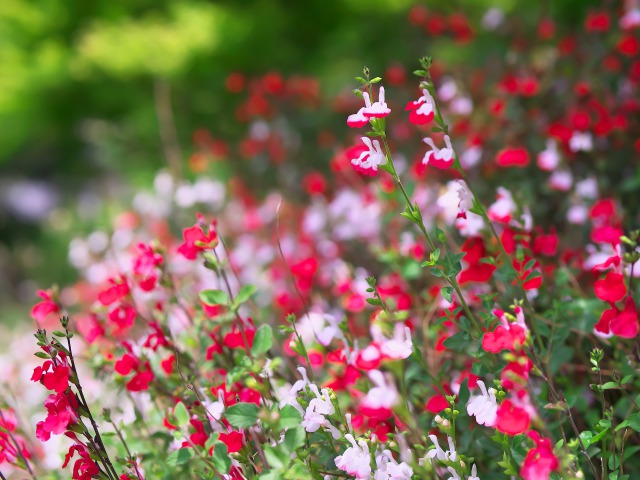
[2,3,640,480]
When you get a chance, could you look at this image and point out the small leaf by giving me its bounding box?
[34,352,50,359]
[282,426,305,454]
[441,287,454,303]
[174,402,190,427]
[278,405,303,429]
[167,448,194,466]
[212,442,231,474]
[235,285,257,305]
[199,289,228,306]
[225,402,259,428]
[251,325,273,356]
[366,298,381,306]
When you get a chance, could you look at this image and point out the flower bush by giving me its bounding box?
[3,3,640,480]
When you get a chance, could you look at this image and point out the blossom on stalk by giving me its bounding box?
[370,323,413,360]
[520,431,558,480]
[335,434,372,479]
[374,449,413,480]
[425,434,457,462]
[466,380,498,426]
[35,392,80,441]
[348,137,387,176]
[404,89,436,125]
[495,399,530,435]
[422,135,454,169]
[347,86,391,128]
[301,384,341,439]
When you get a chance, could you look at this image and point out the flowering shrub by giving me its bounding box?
[3,3,640,480]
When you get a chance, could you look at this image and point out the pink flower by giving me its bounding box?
[496,400,530,435]
[349,137,386,176]
[36,392,79,441]
[31,289,60,327]
[347,86,391,128]
[98,277,130,306]
[405,89,436,125]
[422,135,454,169]
[520,431,559,480]
[335,434,372,479]
[132,243,163,291]
[177,220,217,260]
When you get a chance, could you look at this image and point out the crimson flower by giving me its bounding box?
[594,271,627,303]
[177,221,218,260]
[520,431,559,480]
[495,400,530,435]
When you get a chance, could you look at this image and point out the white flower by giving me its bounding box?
[351,137,386,173]
[537,139,560,171]
[549,169,573,191]
[301,385,340,439]
[488,187,516,222]
[425,434,457,463]
[335,434,372,479]
[374,449,414,480]
[468,463,481,480]
[362,370,399,411]
[422,135,454,168]
[371,323,413,360]
[460,144,482,168]
[466,380,498,427]
[569,131,593,152]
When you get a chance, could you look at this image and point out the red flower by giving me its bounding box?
[36,392,79,441]
[496,400,530,435]
[585,11,610,32]
[425,394,449,413]
[520,431,559,480]
[405,89,435,125]
[31,289,60,327]
[482,324,526,353]
[177,220,218,260]
[98,277,130,306]
[496,148,530,168]
[594,272,626,303]
[126,370,154,392]
[219,431,244,453]
[32,360,70,394]
[132,242,163,291]
[595,297,639,338]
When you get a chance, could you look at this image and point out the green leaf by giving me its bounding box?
[212,442,231,474]
[235,285,256,305]
[601,381,620,390]
[366,298,381,306]
[282,426,305,455]
[580,428,608,448]
[199,289,228,306]
[34,352,50,359]
[616,412,640,432]
[225,402,259,428]
[278,405,303,429]
[251,324,273,356]
[167,448,194,466]
[441,287,454,303]
[174,402,190,427]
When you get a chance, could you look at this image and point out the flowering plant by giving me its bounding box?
[3,3,640,480]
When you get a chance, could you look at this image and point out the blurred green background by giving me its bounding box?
[0,0,599,327]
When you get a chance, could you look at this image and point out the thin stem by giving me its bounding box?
[211,248,254,358]
[380,135,482,334]
[0,410,38,480]
[65,331,119,480]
